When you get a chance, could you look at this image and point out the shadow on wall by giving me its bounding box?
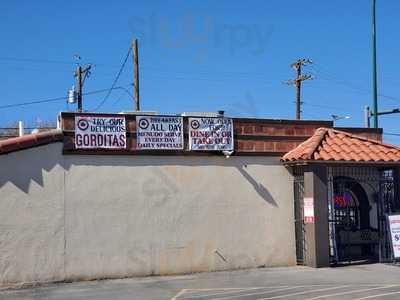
[0,143,66,193]
[62,154,283,168]
[0,145,281,206]
[237,166,278,207]
[62,155,281,207]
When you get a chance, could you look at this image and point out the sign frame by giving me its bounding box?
[188,117,234,151]
[74,115,127,150]
[136,115,184,150]
[387,214,400,261]
[303,197,315,224]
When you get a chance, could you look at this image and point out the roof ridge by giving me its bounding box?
[307,127,329,160]
[330,128,400,151]
[281,127,329,161]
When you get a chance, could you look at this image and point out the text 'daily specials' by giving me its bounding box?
[136,116,183,150]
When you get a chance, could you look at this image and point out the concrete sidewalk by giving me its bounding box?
[1,264,400,300]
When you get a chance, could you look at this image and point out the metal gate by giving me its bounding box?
[378,169,399,262]
[293,168,305,265]
[328,166,399,264]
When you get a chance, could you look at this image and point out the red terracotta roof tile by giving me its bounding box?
[0,130,63,155]
[358,151,370,161]
[349,144,361,154]
[282,128,400,163]
[368,152,381,161]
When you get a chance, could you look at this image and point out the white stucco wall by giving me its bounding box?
[0,144,65,285]
[0,143,296,285]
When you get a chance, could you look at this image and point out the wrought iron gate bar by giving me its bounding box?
[293,167,305,265]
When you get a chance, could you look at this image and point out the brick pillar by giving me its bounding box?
[303,166,330,267]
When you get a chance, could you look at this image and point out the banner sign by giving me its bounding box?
[136,116,183,150]
[304,197,315,223]
[189,117,234,151]
[388,214,400,259]
[75,116,126,149]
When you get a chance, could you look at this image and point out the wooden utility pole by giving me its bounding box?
[286,59,313,120]
[74,64,91,112]
[132,38,140,111]
[295,63,302,120]
[75,65,83,112]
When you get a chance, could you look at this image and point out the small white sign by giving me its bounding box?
[388,215,400,259]
[189,117,234,151]
[304,197,314,223]
[75,116,126,149]
[136,116,183,150]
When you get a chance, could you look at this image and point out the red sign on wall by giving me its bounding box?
[304,197,315,223]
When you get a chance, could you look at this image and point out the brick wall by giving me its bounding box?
[61,112,382,156]
[337,127,383,143]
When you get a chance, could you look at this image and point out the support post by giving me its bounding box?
[296,64,302,120]
[286,59,313,120]
[303,166,330,268]
[76,65,82,113]
[364,106,371,128]
[132,38,140,111]
[372,0,378,128]
[18,121,24,137]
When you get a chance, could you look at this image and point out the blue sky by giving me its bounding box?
[1,0,399,143]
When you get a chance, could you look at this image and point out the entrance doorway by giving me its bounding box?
[292,165,400,266]
[328,166,398,265]
[330,176,378,263]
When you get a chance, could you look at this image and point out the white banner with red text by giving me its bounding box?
[189,117,234,151]
[75,116,126,149]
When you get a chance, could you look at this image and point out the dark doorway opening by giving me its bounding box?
[331,176,378,263]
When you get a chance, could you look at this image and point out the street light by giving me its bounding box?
[331,115,351,125]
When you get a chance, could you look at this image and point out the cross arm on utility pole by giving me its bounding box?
[371,108,400,116]
[81,65,92,84]
[285,74,313,86]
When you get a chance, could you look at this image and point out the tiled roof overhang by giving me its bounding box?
[281,128,400,164]
[0,130,63,155]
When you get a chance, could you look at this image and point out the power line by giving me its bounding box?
[310,64,399,102]
[0,95,68,109]
[141,66,282,80]
[384,132,400,137]
[93,46,132,112]
[142,74,280,84]
[0,84,132,110]
[0,57,74,65]
[0,55,284,79]
[0,57,126,71]
[302,101,346,111]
